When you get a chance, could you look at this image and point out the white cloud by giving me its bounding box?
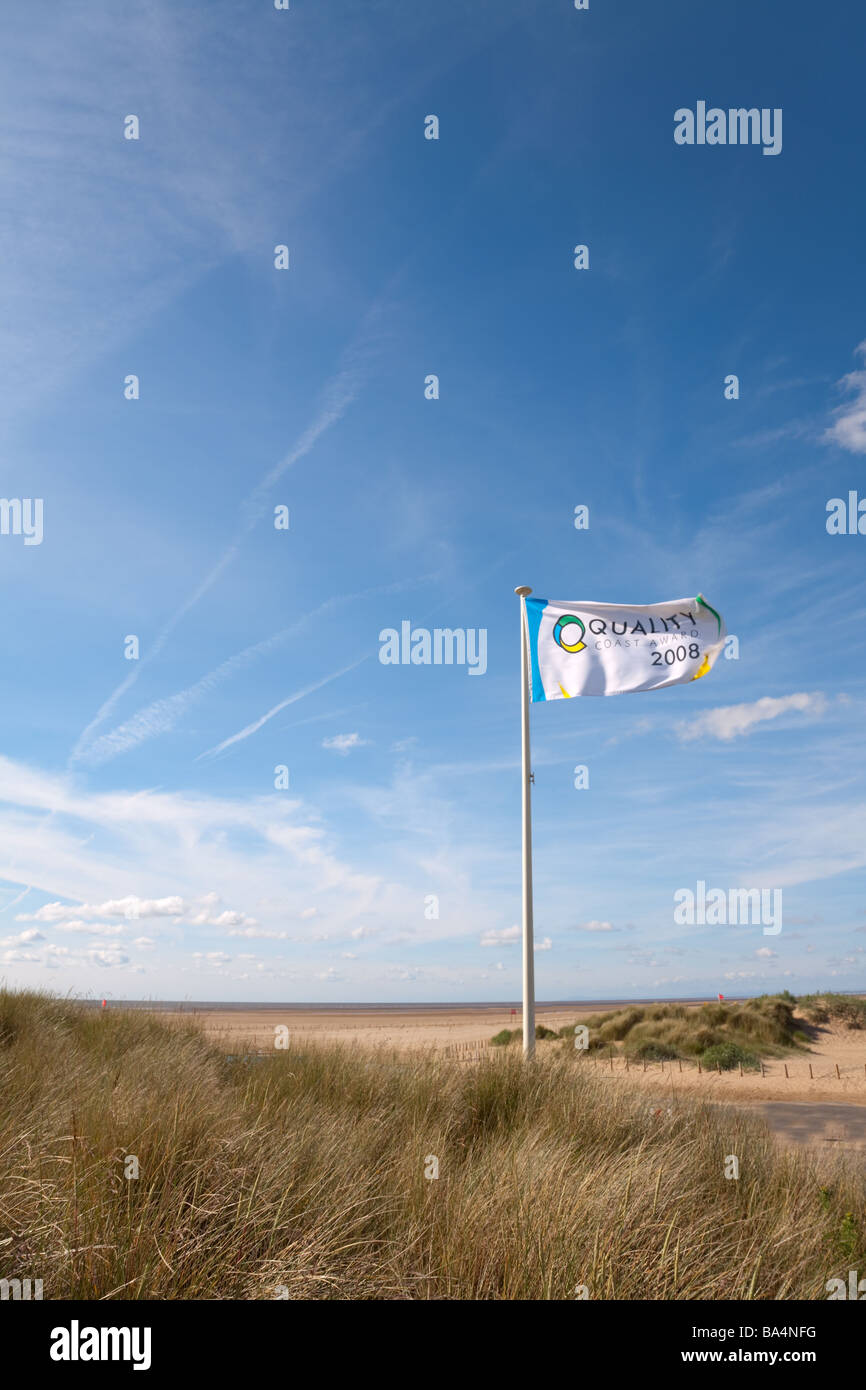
[191,951,232,969]
[18,893,254,928]
[823,340,866,454]
[53,921,125,936]
[480,925,520,947]
[0,928,44,946]
[322,732,370,755]
[88,949,129,968]
[226,926,288,940]
[574,920,617,933]
[676,693,827,743]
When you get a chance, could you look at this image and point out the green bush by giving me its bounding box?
[701,1042,760,1072]
[491,1024,559,1045]
[630,1041,681,1062]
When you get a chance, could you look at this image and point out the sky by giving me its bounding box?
[1,0,866,1003]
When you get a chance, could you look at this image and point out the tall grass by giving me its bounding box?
[0,989,863,1299]
[799,993,866,1029]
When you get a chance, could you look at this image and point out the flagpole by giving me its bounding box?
[515,586,535,1058]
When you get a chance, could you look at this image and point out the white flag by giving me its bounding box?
[525,594,726,700]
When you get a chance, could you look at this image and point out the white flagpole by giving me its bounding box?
[515,586,535,1058]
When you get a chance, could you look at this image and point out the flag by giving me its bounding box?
[525,594,725,700]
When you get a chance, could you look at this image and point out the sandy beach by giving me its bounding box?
[160,1001,581,1052]
[159,1001,866,1105]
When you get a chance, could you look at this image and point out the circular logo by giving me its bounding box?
[553,614,586,653]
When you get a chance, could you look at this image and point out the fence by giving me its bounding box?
[578,1049,866,1085]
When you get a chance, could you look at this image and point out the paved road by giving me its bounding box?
[756,1101,866,1150]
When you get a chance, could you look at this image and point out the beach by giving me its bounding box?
[157,1000,866,1107]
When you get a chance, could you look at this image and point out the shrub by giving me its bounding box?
[799,994,866,1030]
[701,1042,760,1072]
[629,1040,681,1062]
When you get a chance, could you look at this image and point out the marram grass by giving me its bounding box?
[0,989,863,1300]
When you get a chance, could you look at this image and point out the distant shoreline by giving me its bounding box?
[81,994,783,1013]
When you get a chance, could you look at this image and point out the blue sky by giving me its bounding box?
[2,0,866,1002]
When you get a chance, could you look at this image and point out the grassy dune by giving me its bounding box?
[799,993,866,1029]
[1,988,863,1300]
[495,995,811,1070]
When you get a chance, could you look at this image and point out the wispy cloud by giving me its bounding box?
[70,341,379,765]
[322,732,370,756]
[197,657,369,761]
[480,925,519,947]
[823,340,866,454]
[75,574,433,767]
[676,692,828,743]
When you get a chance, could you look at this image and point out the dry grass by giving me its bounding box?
[552,996,809,1066]
[1,988,863,1300]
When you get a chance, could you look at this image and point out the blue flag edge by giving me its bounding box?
[524,596,547,703]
